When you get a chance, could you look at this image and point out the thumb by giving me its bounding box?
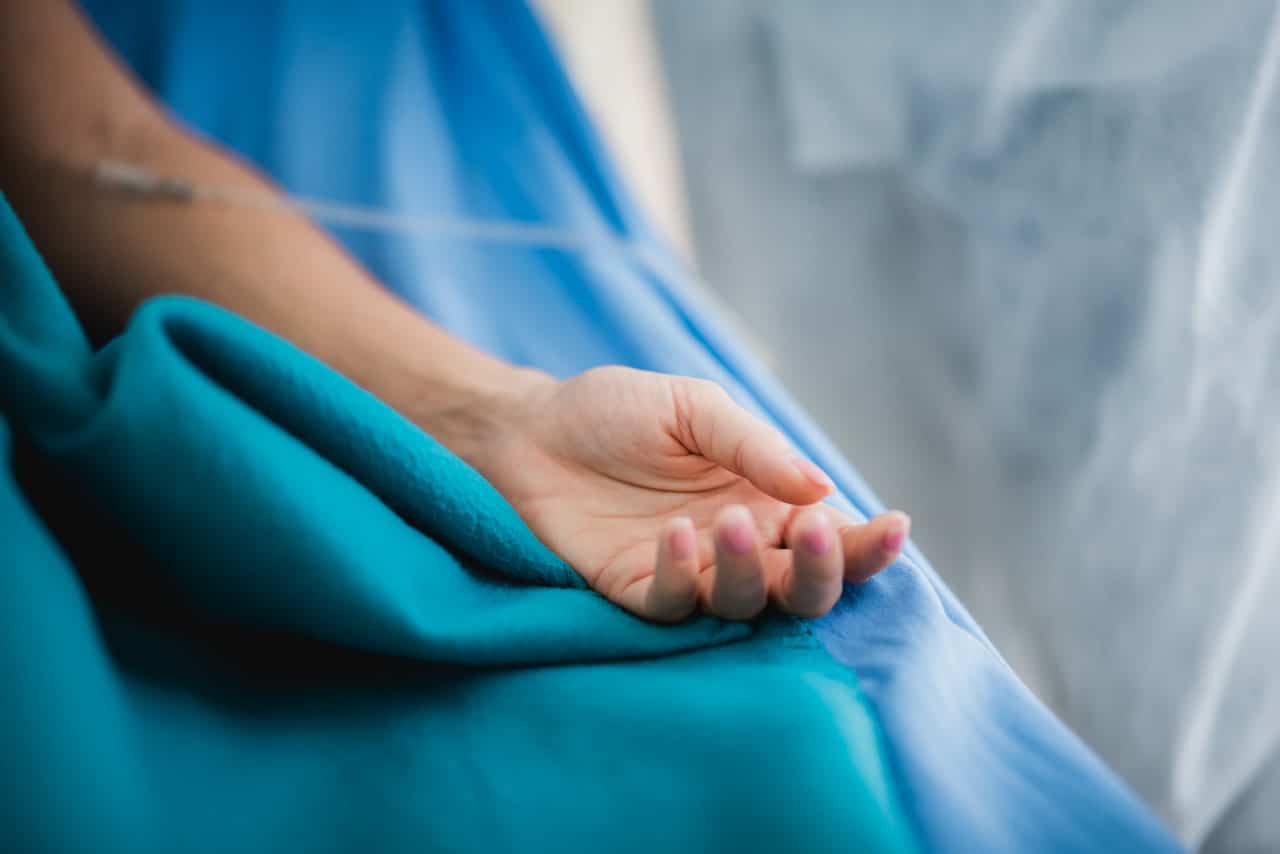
[674,378,833,504]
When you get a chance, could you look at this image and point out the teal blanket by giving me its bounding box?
[0,195,914,852]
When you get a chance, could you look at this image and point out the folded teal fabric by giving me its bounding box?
[0,194,915,852]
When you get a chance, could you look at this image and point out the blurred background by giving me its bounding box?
[535,1,1280,851]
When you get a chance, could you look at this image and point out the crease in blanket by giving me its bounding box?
[0,193,917,853]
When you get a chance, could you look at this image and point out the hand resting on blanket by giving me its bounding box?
[466,365,909,621]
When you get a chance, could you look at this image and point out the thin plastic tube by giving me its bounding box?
[91,158,776,366]
[93,158,628,254]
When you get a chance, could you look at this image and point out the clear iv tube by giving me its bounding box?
[92,158,628,254]
[91,158,779,383]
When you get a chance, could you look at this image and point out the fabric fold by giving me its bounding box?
[0,201,751,667]
[0,191,916,851]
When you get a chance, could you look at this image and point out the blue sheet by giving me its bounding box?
[72,1,1181,850]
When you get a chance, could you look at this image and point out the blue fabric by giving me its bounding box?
[67,1,1180,851]
[0,193,914,852]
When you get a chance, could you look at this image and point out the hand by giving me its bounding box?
[466,366,909,622]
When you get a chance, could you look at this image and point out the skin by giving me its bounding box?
[0,0,910,623]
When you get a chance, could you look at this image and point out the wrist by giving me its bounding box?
[318,289,556,471]
[403,356,556,471]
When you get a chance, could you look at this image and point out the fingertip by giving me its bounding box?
[714,504,756,555]
[758,455,833,506]
[663,515,697,561]
[791,504,835,555]
[838,510,911,584]
[879,511,911,554]
[790,456,835,493]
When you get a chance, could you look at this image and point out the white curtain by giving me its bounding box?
[653,2,1280,848]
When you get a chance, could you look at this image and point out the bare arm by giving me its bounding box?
[0,0,909,621]
[0,0,532,463]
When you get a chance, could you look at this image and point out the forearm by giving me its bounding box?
[0,0,542,463]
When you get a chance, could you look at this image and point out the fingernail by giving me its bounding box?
[721,507,755,555]
[800,521,832,555]
[791,456,834,491]
[669,518,696,560]
[881,512,910,553]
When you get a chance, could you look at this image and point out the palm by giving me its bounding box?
[530,460,798,597]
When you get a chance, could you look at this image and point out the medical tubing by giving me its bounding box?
[93,158,639,256]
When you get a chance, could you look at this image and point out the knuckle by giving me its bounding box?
[731,437,750,476]
[688,377,728,404]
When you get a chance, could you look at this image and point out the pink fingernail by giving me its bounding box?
[721,509,755,555]
[791,456,834,490]
[800,524,832,555]
[669,519,696,560]
[881,512,910,552]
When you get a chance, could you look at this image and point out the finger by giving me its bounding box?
[677,379,832,505]
[833,510,911,583]
[706,504,768,619]
[643,517,700,622]
[775,506,843,617]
